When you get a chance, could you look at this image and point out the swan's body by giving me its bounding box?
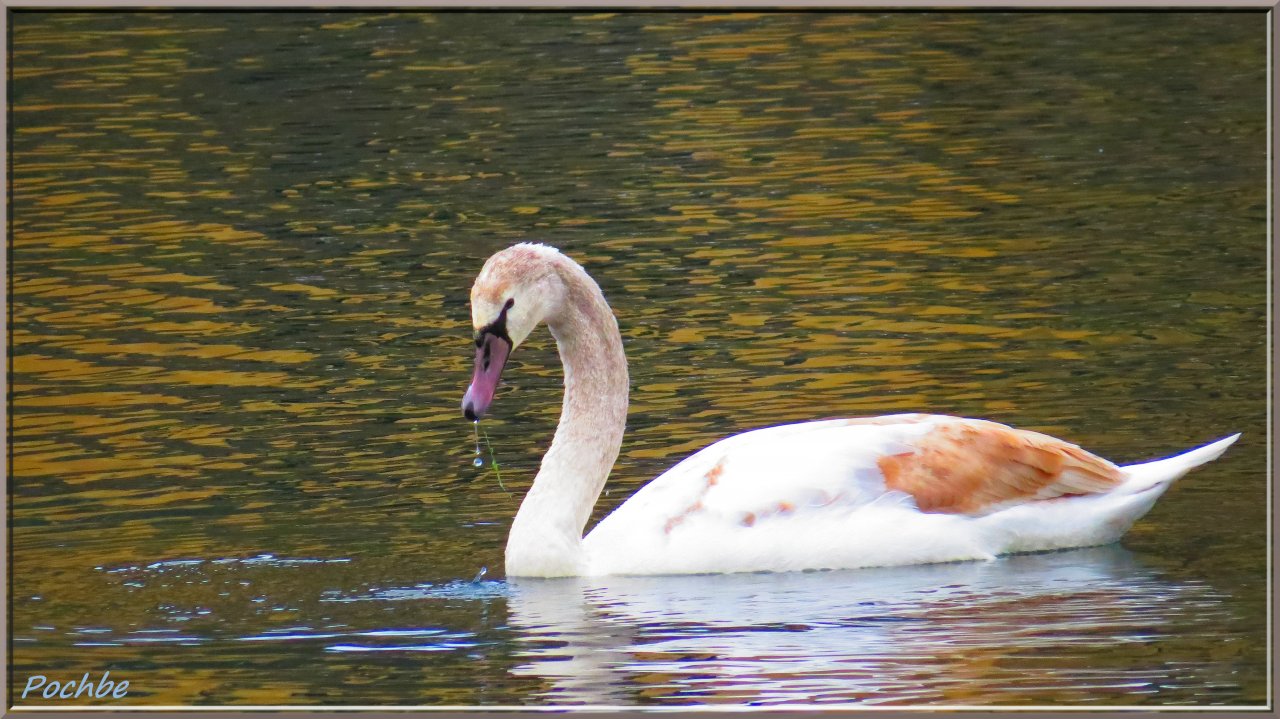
[462,243,1238,578]
[582,415,1236,576]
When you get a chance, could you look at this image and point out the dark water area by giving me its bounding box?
[8,11,1268,706]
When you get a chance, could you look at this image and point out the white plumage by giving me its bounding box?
[584,415,1238,575]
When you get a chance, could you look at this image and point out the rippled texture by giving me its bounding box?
[9,11,1267,707]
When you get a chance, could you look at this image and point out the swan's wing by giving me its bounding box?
[586,413,928,553]
[877,417,1124,514]
[587,413,1125,547]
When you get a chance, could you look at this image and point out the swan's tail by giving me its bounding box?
[1119,433,1241,493]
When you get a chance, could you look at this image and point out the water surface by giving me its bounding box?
[9,10,1268,707]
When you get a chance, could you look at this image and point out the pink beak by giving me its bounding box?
[462,333,511,421]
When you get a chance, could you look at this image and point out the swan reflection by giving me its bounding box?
[505,546,1240,706]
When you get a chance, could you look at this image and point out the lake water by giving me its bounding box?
[8,10,1269,707]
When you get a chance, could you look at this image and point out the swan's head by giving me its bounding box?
[462,243,568,421]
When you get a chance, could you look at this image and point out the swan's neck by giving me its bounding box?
[505,261,627,577]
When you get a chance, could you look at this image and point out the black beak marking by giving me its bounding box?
[474,297,516,348]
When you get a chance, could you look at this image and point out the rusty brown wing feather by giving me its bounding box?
[876,420,1125,515]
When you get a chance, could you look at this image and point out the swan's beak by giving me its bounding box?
[462,333,511,421]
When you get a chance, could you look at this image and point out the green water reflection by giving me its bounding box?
[9,11,1267,706]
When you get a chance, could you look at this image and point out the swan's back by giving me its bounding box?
[582,414,1237,576]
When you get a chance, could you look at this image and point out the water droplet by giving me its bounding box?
[473,457,484,467]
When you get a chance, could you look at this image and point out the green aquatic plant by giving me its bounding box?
[472,420,508,496]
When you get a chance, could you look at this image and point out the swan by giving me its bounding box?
[461,243,1239,578]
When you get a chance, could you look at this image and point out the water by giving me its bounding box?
[9,10,1268,707]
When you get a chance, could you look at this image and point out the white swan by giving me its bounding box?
[461,243,1239,578]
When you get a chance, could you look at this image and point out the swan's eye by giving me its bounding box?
[504,298,515,310]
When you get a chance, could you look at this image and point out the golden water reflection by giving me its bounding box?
[9,10,1266,707]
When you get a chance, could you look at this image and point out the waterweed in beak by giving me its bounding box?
[471,420,508,496]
